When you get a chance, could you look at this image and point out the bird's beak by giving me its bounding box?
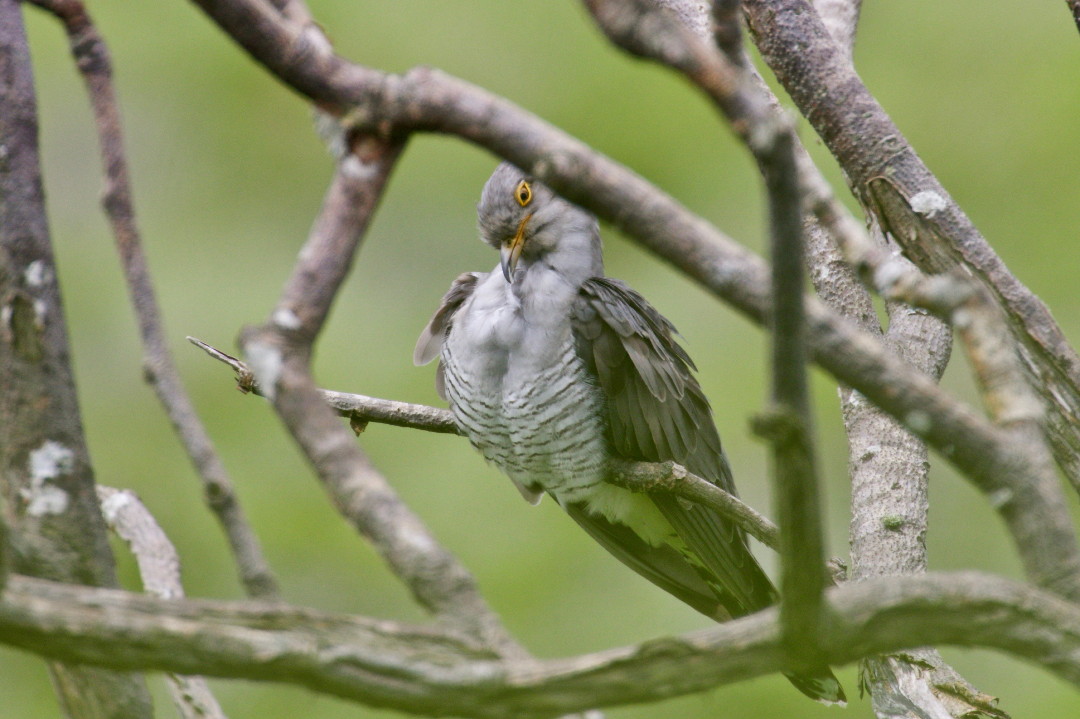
[500,213,532,283]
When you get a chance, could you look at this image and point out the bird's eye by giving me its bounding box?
[514,180,533,207]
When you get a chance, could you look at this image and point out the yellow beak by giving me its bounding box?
[500,213,532,282]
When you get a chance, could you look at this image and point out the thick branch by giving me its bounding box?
[27,0,279,602]
[0,2,153,715]
[238,143,537,663]
[811,0,862,61]
[742,0,1080,494]
[799,1,994,713]
[0,572,1077,717]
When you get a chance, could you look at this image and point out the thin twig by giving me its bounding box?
[608,459,779,549]
[187,337,461,434]
[27,0,280,601]
[190,336,782,550]
[97,487,227,719]
[1,571,1078,716]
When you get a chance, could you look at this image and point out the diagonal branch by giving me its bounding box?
[26,0,280,601]
[236,138,542,664]
[0,571,1077,717]
[97,487,227,719]
[742,0,1080,495]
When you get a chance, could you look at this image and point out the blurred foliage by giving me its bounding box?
[7,0,1080,717]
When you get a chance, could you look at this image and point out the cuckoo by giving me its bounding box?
[415,163,844,704]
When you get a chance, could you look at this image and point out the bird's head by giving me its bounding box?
[477,163,601,284]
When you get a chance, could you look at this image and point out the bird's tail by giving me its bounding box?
[783,669,847,706]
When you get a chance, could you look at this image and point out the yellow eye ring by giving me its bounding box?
[514,180,533,207]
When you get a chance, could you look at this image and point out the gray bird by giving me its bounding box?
[415,163,844,704]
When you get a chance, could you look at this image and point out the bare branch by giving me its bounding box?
[609,460,780,549]
[190,338,784,550]
[828,202,1075,604]
[187,337,461,434]
[237,141,542,663]
[98,487,227,719]
[0,3,154,715]
[0,496,8,593]
[752,111,828,662]
[26,0,280,602]
[0,572,1077,717]
[710,0,747,65]
[790,4,991,714]
[742,0,1080,494]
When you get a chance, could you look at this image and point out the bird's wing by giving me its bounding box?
[572,277,775,616]
[563,503,730,621]
[414,272,481,401]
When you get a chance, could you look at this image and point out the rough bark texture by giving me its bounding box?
[0,572,1075,718]
[0,2,153,716]
[743,0,1080,495]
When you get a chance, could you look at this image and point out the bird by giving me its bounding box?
[414,162,844,704]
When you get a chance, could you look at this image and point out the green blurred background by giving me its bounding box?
[8,1,1080,716]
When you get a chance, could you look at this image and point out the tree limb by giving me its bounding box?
[0,571,1076,717]
[757,118,828,663]
[742,0,1080,495]
[608,459,780,550]
[0,2,153,715]
[798,2,999,714]
[187,336,461,434]
[236,139,547,668]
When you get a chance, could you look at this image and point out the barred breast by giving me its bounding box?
[442,333,609,504]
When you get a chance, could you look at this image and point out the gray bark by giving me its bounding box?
[0,2,153,716]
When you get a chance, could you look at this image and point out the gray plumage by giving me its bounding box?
[415,163,844,704]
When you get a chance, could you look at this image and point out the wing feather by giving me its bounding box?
[564,503,730,621]
[413,273,481,367]
[572,277,775,616]
[414,273,481,401]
